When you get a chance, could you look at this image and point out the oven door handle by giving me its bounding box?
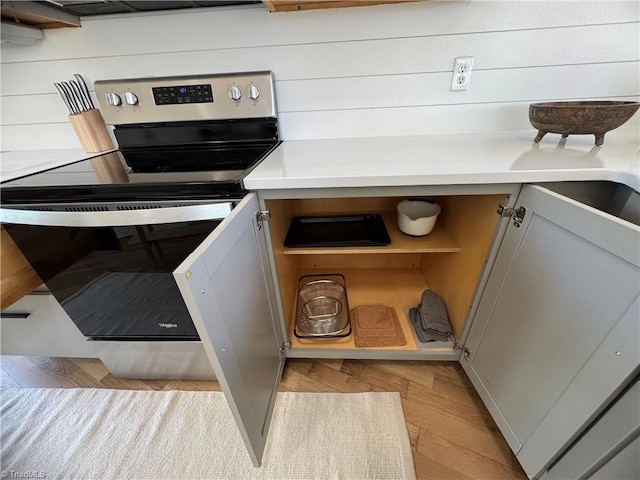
[0,202,234,227]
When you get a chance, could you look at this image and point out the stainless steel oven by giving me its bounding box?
[0,71,280,380]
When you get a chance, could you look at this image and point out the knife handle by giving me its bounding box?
[74,74,95,109]
[70,81,90,112]
[54,83,74,115]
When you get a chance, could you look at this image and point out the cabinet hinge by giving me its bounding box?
[497,203,514,218]
[280,341,290,354]
[256,209,271,230]
[512,206,526,227]
[497,204,527,228]
[454,340,471,361]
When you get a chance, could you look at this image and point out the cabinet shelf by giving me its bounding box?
[283,212,460,255]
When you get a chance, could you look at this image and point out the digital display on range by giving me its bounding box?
[152,84,213,105]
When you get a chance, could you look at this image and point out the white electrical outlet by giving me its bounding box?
[450,56,474,91]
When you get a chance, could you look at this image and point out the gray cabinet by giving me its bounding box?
[590,437,640,480]
[172,184,521,467]
[257,184,521,361]
[541,377,639,480]
[461,183,640,479]
[1,293,97,358]
[173,181,639,472]
[174,193,285,467]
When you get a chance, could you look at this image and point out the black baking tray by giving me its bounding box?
[284,214,391,248]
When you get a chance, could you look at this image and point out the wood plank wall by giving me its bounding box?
[1,1,638,150]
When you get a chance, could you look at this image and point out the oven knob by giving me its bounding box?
[227,85,242,102]
[123,91,139,106]
[105,92,122,107]
[248,84,260,101]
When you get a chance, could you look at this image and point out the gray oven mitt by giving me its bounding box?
[408,290,452,342]
[409,307,450,343]
[419,289,452,335]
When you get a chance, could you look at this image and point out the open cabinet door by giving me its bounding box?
[459,184,640,478]
[174,193,285,467]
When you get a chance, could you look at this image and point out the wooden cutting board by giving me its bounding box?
[1,226,42,310]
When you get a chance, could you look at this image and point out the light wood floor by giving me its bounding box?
[1,356,527,480]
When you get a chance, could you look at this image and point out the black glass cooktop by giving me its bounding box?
[122,142,275,173]
[0,141,280,204]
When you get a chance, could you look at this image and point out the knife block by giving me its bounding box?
[68,109,114,153]
[68,109,128,183]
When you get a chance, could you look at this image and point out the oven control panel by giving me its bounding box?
[152,84,214,105]
[95,71,276,125]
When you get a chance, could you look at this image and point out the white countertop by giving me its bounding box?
[244,128,640,192]
[1,149,93,183]
[2,129,638,192]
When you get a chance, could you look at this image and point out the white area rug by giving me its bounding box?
[1,388,415,480]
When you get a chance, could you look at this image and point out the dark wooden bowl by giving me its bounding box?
[529,101,640,146]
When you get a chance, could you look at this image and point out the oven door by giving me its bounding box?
[1,201,234,340]
[0,192,285,467]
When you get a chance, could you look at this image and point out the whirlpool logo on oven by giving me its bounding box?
[158,323,178,329]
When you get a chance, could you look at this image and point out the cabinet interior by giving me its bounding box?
[266,194,504,354]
